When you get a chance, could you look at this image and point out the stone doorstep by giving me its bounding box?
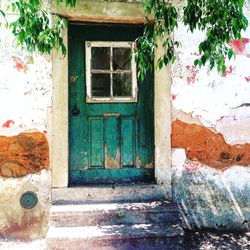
[48,185,183,249]
[46,224,184,250]
[47,224,184,240]
[52,184,170,205]
[49,201,181,227]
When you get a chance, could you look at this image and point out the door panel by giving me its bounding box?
[121,117,136,167]
[69,24,154,185]
[104,115,120,169]
[89,117,103,167]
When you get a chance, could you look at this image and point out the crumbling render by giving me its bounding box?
[0,132,49,177]
[172,119,250,170]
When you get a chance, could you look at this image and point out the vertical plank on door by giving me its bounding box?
[121,117,135,167]
[89,118,104,167]
[104,116,120,169]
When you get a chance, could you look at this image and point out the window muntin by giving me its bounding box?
[86,41,137,103]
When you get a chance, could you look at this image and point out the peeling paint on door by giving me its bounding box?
[105,146,121,169]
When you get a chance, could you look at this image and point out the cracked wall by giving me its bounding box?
[172,119,250,171]
[171,4,250,231]
[0,8,52,239]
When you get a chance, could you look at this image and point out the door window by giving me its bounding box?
[86,41,137,103]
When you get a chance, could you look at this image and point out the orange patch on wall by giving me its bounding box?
[171,119,250,170]
[0,132,49,177]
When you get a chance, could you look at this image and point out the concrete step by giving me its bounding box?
[49,201,180,227]
[46,223,184,250]
[52,184,169,205]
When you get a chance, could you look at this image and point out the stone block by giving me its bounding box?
[0,170,51,240]
[173,164,250,231]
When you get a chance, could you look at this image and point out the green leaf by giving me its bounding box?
[0,9,5,17]
[222,64,227,74]
[227,50,233,60]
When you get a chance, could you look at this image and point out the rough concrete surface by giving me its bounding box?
[52,184,169,204]
[172,149,250,232]
[0,239,46,250]
[0,232,249,249]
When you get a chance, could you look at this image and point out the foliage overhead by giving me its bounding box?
[0,0,248,79]
[10,0,67,55]
[0,0,78,54]
[135,0,248,80]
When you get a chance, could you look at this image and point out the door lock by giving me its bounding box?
[70,74,78,84]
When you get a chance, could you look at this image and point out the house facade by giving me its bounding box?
[0,0,249,240]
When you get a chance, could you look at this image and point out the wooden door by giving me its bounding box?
[69,24,154,185]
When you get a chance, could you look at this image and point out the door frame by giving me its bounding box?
[51,22,172,196]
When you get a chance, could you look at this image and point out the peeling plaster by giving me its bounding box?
[172,14,250,131]
[172,119,250,170]
[215,107,250,145]
[0,131,49,178]
[0,15,52,136]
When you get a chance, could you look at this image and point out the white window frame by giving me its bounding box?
[85,41,138,103]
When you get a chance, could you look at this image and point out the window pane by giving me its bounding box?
[113,48,131,71]
[91,47,110,70]
[113,73,132,97]
[92,73,111,97]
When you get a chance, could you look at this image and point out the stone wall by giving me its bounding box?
[171,3,250,231]
[0,1,52,239]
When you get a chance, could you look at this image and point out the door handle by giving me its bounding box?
[72,104,80,116]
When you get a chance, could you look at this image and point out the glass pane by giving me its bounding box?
[92,73,111,97]
[91,47,110,70]
[113,48,131,71]
[113,73,132,97]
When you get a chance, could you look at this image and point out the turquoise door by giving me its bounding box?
[69,24,154,185]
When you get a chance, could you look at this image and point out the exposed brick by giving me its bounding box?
[0,132,49,177]
[171,119,250,170]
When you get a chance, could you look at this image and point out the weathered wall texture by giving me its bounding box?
[0,170,51,240]
[171,4,250,231]
[0,21,52,136]
[172,119,250,170]
[172,149,250,231]
[0,132,49,177]
[0,8,52,239]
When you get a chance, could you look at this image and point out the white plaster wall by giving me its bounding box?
[0,15,52,136]
[171,4,250,231]
[0,12,52,240]
[172,7,250,145]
